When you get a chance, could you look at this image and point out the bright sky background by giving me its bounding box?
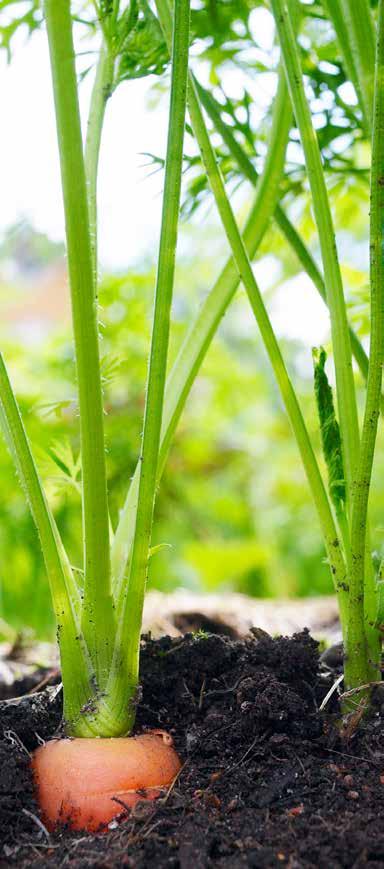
[0,28,169,269]
[0,15,330,346]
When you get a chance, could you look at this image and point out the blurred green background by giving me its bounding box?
[0,0,382,638]
[0,198,380,639]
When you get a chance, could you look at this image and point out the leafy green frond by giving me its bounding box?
[37,439,82,498]
[374,579,384,629]
[100,353,122,386]
[0,0,42,60]
[313,347,345,513]
[115,0,168,83]
[100,0,114,16]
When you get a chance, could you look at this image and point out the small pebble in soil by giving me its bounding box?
[342,774,354,787]
[320,641,344,670]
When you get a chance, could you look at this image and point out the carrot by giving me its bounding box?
[32,731,181,832]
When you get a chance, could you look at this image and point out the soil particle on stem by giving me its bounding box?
[1,629,384,867]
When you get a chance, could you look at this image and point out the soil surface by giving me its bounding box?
[1,629,384,868]
[142,591,341,645]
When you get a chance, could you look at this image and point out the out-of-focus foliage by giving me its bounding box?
[0,0,381,640]
[0,208,379,639]
[0,1,372,220]
[313,348,345,513]
[0,0,42,60]
[115,0,169,83]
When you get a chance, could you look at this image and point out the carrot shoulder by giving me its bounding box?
[32,731,182,832]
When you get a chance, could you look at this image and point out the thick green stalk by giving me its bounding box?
[155,0,349,628]
[323,0,372,136]
[112,66,376,589]
[338,0,375,136]
[344,2,384,696]
[84,42,115,283]
[111,67,293,594]
[198,80,372,388]
[104,0,191,733]
[189,93,349,624]
[44,0,115,689]
[271,0,360,516]
[0,355,92,728]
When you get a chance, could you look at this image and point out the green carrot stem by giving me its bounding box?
[323,0,372,136]
[344,0,384,696]
[44,0,115,689]
[271,0,360,516]
[84,41,115,284]
[103,0,191,732]
[0,355,92,727]
[197,79,373,391]
[338,0,375,136]
[111,67,293,596]
[190,83,349,623]
[112,51,377,591]
[155,0,348,628]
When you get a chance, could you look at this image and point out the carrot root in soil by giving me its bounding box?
[32,730,182,832]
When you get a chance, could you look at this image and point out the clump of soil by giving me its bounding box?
[1,629,384,868]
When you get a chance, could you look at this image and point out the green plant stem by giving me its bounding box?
[272,223,382,628]
[197,79,373,391]
[104,0,191,733]
[187,93,349,623]
[344,1,384,697]
[112,0,121,26]
[271,0,359,519]
[111,67,294,595]
[44,0,114,690]
[84,41,115,283]
[155,0,349,629]
[338,0,375,136]
[112,64,377,590]
[0,355,92,727]
[322,0,372,136]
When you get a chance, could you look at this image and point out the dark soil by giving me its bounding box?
[1,629,384,868]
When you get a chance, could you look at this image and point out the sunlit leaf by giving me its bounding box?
[0,0,42,60]
[115,0,168,84]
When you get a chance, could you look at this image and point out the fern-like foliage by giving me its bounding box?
[115,0,168,83]
[0,0,42,60]
[313,347,346,513]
